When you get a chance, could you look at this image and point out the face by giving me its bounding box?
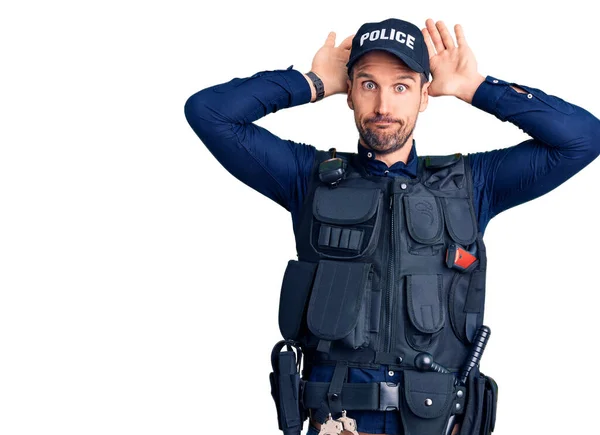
[347,50,429,155]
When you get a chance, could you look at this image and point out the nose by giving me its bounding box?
[374,89,392,118]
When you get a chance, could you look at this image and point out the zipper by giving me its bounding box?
[385,194,395,353]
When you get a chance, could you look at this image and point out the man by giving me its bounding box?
[184,17,599,435]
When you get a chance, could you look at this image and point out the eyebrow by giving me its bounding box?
[355,72,416,82]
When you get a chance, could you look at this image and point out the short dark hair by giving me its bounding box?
[348,64,428,89]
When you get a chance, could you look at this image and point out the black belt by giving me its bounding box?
[302,381,401,412]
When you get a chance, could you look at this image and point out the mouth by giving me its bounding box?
[371,120,395,125]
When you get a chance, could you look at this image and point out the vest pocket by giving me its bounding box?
[277,260,318,341]
[306,260,373,350]
[441,197,477,247]
[311,186,383,259]
[405,274,445,351]
[403,196,445,256]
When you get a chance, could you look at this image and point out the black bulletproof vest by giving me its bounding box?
[277,149,488,373]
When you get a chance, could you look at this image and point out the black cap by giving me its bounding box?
[347,18,430,80]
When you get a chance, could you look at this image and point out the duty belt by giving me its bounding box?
[303,380,404,411]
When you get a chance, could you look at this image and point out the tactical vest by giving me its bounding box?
[273,149,498,435]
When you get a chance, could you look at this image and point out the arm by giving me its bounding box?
[465,76,600,222]
[183,32,353,231]
[184,66,316,217]
[421,19,600,230]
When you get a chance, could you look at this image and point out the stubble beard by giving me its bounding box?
[358,116,415,156]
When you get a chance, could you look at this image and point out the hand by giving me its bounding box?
[422,19,484,102]
[308,31,355,98]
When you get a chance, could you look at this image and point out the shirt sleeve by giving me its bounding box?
[466,75,600,231]
[183,65,317,228]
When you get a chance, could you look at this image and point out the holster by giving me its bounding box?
[269,340,308,435]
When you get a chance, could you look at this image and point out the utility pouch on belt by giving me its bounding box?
[456,367,498,435]
[269,340,306,435]
[399,370,460,435]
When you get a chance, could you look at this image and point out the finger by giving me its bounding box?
[421,28,436,58]
[325,31,336,47]
[425,18,445,53]
[455,24,468,47]
[339,33,355,50]
[436,20,456,49]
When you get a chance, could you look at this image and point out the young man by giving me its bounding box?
[184,17,599,435]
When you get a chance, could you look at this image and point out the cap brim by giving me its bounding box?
[346,47,425,75]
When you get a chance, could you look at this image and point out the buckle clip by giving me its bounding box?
[378,382,400,411]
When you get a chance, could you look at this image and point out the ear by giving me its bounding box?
[346,79,354,110]
[419,81,430,113]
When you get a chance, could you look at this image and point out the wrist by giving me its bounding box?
[304,71,325,103]
[455,73,486,104]
[302,73,317,102]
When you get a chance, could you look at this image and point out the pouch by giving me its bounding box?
[311,186,384,260]
[422,155,466,191]
[277,260,318,340]
[403,195,445,256]
[306,260,375,350]
[457,367,498,435]
[404,274,445,351]
[441,197,477,247]
[399,370,457,435]
[480,373,498,434]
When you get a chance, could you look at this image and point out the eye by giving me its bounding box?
[396,84,407,93]
[362,81,376,90]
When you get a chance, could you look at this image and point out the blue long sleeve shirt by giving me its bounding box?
[184,65,600,434]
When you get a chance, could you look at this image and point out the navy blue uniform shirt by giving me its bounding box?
[184,65,600,434]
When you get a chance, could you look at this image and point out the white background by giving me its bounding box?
[1,1,599,434]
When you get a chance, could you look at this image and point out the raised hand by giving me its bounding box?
[421,19,484,102]
[309,31,355,98]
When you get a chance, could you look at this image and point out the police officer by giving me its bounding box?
[184,17,600,435]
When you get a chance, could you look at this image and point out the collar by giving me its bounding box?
[356,138,418,178]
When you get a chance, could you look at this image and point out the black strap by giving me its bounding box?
[327,361,348,414]
[417,155,426,183]
[349,152,369,178]
[311,360,348,423]
[308,346,404,366]
[304,380,401,412]
[271,339,303,374]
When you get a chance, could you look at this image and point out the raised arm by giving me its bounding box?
[420,19,599,232]
[184,66,316,218]
[183,32,354,231]
[467,77,600,226]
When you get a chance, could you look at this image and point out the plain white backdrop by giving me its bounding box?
[1,1,599,434]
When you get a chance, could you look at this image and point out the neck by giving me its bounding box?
[360,136,414,168]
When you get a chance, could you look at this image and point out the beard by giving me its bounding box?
[357,113,416,156]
